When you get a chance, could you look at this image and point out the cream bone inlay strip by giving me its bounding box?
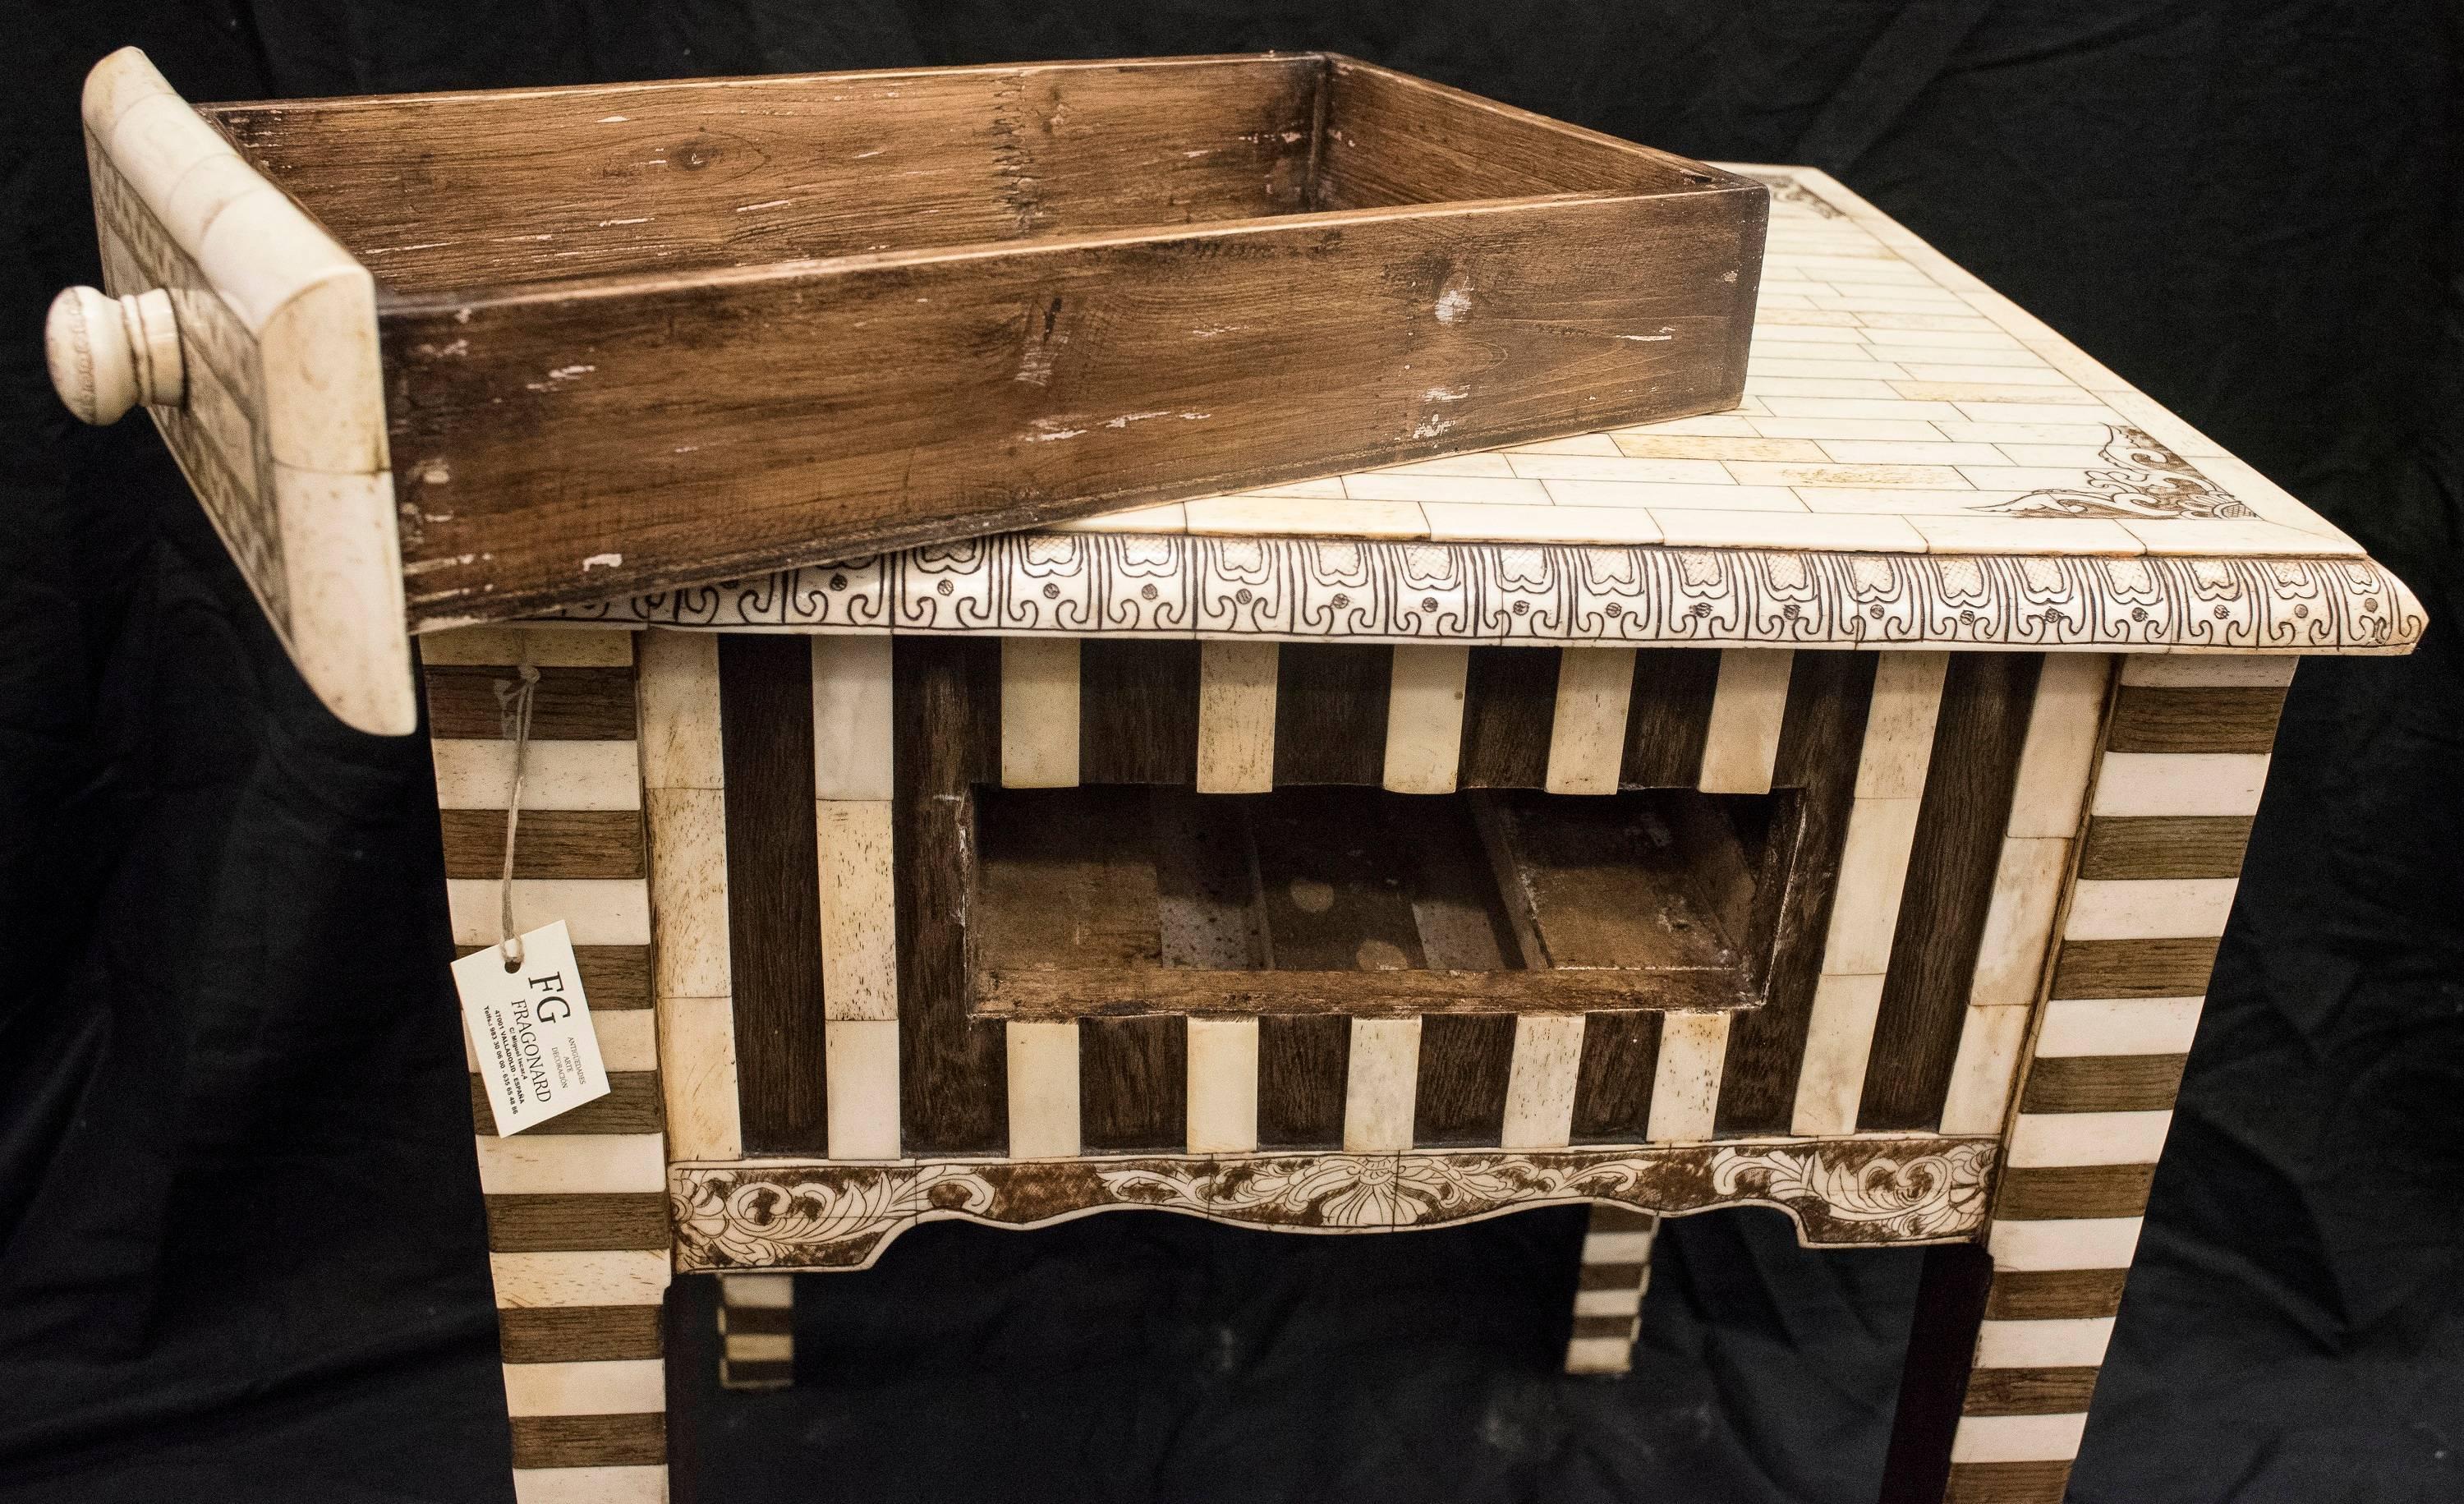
[1942,651,2280,1501]
[998,636,1088,1158]
[425,624,671,1503]
[1006,1021,1083,1160]
[1383,644,1471,794]
[1500,1014,1587,1151]
[1195,641,1278,793]
[432,742,644,812]
[1644,1013,1731,1143]
[812,635,900,1161]
[1373,646,1467,1136]
[1343,1016,1424,1153]
[1191,642,1276,1150]
[1791,650,1948,1134]
[1696,649,1795,795]
[1542,646,1635,795]
[638,628,740,1162]
[999,636,1081,789]
[1186,1016,1262,1154]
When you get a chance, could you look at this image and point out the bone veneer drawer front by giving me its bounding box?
[46,47,1766,734]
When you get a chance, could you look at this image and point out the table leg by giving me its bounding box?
[718,1273,797,1390]
[1882,1056,2162,1500]
[479,1157,673,1502]
[1564,1204,1659,1376]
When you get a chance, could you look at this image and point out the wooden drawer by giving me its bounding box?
[47,48,1765,734]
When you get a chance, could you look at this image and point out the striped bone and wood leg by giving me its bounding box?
[429,625,673,1503]
[1565,1205,1660,1375]
[717,1274,796,1390]
[1897,654,2284,1504]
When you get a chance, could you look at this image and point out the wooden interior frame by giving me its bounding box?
[963,784,1795,1018]
[906,709,1854,1042]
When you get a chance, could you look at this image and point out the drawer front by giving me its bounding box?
[78,48,411,732]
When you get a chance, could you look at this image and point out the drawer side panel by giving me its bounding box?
[384,190,1760,628]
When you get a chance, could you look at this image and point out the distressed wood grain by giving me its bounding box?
[2076,816,2252,881]
[1080,1016,1188,1154]
[334,55,1761,627]
[2103,684,2287,755]
[497,1304,664,1364]
[719,635,829,1153]
[1982,1270,2129,1322]
[1995,1165,2158,1221]
[507,1412,667,1470]
[1257,1015,1350,1150]
[425,665,637,740]
[2019,1054,2189,1115]
[485,1194,671,1253]
[1570,1012,1660,1143]
[1411,1012,1517,1146]
[2049,937,2222,1000]
[439,808,644,881]
[894,636,1009,1154]
[1459,646,1558,789]
[1711,650,1876,1134]
[1858,653,2042,1131]
[1271,644,1393,785]
[1078,638,1201,786]
[1619,647,1720,788]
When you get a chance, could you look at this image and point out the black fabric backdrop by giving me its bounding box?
[3,3,2459,1501]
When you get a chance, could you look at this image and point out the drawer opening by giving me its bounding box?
[967,784,1786,1019]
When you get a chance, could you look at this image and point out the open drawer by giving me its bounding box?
[46,48,1766,734]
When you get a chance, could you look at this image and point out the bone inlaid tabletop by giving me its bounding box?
[1063,164,2354,559]
[556,163,2420,653]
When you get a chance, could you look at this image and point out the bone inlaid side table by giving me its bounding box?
[411,166,2425,1503]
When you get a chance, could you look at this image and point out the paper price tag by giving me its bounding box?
[453,920,610,1134]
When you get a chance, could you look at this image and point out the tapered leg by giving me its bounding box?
[717,1274,797,1390]
[1872,651,2263,1501]
[438,626,673,1501]
[1564,1205,1659,1375]
[1878,1244,1997,1502]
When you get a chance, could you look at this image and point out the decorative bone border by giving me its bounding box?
[669,1138,1998,1272]
[551,537,2420,655]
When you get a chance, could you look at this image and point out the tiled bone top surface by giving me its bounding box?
[1050,164,2358,563]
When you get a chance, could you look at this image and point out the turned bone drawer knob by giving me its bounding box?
[45,285,184,425]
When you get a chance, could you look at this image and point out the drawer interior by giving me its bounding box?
[968,784,1781,1018]
[202,53,1717,296]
